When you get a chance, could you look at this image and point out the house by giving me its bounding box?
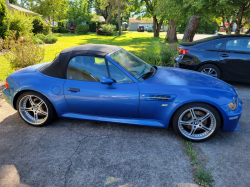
[129,17,168,31]
[4,0,40,16]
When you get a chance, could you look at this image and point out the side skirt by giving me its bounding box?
[58,113,168,128]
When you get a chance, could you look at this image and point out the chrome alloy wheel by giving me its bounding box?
[200,68,218,77]
[178,107,216,140]
[19,95,48,125]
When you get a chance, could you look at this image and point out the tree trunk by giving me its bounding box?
[166,18,177,43]
[153,15,162,37]
[118,0,121,35]
[182,15,201,42]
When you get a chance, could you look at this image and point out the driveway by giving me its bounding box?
[0,81,249,187]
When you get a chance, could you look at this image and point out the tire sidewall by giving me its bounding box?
[172,102,221,142]
[16,91,54,127]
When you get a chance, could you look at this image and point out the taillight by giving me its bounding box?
[178,48,190,55]
[5,80,9,89]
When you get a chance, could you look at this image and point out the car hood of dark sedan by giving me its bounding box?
[144,67,235,93]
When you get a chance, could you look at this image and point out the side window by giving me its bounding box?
[226,39,250,52]
[67,56,108,82]
[108,62,133,83]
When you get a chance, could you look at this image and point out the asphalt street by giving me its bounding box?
[0,80,249,187]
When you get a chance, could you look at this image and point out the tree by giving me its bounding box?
[132,0,164,37]
[215,0,250,34]
[67,0,92,26]
[118,0,121,35]
[0,0,8,38]
[24,0,67,31]
[9,0,18,4]
[156,0,185,42]
[93,0,128,23]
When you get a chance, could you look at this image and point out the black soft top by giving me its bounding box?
[40,44,121,79]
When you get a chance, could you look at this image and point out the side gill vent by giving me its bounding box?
[149,95,171,100]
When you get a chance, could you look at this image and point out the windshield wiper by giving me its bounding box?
[138,66,156,80]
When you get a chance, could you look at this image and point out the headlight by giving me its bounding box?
[228,97,238,111]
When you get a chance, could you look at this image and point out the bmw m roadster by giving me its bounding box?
[3,44,242,141]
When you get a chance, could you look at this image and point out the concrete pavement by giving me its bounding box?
[0,80,249,187]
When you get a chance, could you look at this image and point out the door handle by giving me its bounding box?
[67,88,80,92]
[220,54,229,57]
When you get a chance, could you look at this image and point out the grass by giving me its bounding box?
[0,31,168,81]
[181,139,214,187]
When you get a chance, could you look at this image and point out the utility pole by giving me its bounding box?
[118,0,121,35]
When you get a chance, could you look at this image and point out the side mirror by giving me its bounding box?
[100,77,115,89]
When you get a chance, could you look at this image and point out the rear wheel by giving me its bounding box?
[198,64,221,79]
[17,91,55,127]
[172,103,221,142]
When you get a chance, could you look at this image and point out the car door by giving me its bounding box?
[217,37,250,81]
[63,56,139,118]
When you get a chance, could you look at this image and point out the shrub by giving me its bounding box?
[53,26,69,33]
[32,16,50,35]
[135,42,179,67]
[31,35,43,44]
[36,33,46,42]
[97,24,116,36]
[0,0,8,39]
[44,35,58,44]
[34,34,58,44]
[75,25,89,34]
[0,31,45,68]
[8,11,33,39]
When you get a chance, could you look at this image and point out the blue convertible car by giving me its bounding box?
[3,44,242,141]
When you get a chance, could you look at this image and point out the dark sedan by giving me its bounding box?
[174,35,250,82]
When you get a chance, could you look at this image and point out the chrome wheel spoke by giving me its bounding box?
[34,113,38,123]
[189,126,196,136]
[179,120,193,126]
[200,124,211,131]
[200,113,210,122]
[38,109,48,116]
[20,107,33,112]
[29,96,35,106]
[189,108,197,120]
[37,100,44,107]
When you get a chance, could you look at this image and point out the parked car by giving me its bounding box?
[174,35,250,82]
[3,44,242,142]
[137,26,144,32]
[147,25,153,32]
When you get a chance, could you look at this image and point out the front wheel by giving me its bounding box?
[17,91,55,127]
[172,103,221,142]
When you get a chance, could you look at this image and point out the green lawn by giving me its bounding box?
[0,31,167,81]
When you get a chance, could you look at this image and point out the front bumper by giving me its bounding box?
[220,98,242,132]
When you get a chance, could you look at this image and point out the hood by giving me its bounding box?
[144,67,235,93]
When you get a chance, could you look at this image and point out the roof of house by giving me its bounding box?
[40,44,121,79]
[129,18,153,24]
[9,3,39,15]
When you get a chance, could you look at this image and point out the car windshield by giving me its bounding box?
[110,49,156,80]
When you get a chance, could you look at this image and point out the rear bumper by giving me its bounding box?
[220,98,242,132]
[3,88,13,106]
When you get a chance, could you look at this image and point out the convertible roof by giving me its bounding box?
[40,44,121,79]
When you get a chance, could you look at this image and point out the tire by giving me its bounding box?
[172,103,221,142]
[16,91,55,127]
[197,64,221,79]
